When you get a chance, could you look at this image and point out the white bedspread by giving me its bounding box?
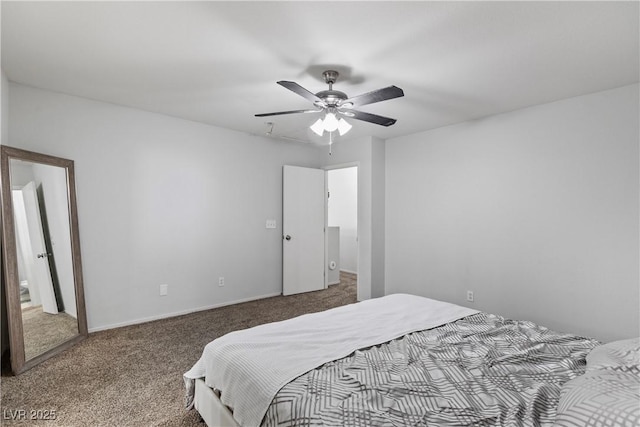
[184,293,478,427]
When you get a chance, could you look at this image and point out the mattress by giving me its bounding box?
[185,295,600,426]
[262,312,599,426]
[185,294,478,426]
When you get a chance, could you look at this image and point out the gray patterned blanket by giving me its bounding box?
[262,313,599,426]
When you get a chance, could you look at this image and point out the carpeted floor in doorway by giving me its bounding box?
[1,273,357,426]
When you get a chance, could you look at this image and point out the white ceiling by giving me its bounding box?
[2,1,638,144]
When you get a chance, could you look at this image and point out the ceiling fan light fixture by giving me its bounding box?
[323,112,339,132]
[337,118,352,136]
[310,118,325,136]
[310,113,353,137]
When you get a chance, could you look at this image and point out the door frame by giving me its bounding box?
[324,162,359,294]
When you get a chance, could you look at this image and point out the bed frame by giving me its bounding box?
[194,378,241,427]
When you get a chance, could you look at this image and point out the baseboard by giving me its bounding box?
[88,292,282,333]
[340,269,358,275]
[328,280,340,286]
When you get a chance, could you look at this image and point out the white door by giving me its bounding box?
[13,182,59,314]
[282,165,325,295]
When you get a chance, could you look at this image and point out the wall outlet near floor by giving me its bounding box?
[266,219,277,229]
[160,284,168,296]
[466,290,474,302]
[218,277,225,287]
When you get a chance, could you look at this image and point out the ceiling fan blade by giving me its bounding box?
[341,85,404,108]
[277,81,325,105]
[255,109,321,117]
[346,110,397,127]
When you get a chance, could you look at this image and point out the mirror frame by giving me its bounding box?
[1,145,88,374]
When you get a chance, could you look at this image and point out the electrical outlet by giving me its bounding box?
[466,290,474,302]
[218,277,225,287]
[160,284,168,296]
[266,219,277,229]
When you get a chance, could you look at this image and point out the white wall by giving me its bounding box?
[328,167,358,273]
[8,82,322,331]
[386,84,639,343]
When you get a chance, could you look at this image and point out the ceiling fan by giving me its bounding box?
[255,70,404,136]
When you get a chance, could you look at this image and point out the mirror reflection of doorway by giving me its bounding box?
[10,160,79,361]
[327,166,358,289]
[13,183,59,314]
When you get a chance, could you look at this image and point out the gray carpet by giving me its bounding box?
[0,273,357,426]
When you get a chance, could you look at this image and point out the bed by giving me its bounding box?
[184,294,639,427]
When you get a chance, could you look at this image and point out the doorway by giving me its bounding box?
[327,166,358,289]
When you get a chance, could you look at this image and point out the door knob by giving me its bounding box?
[284,235,292,241]
[37,252,51,258]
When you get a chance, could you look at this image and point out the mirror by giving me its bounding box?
[1,146,87,374]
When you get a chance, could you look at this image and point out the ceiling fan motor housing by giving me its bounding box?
[315,70,347,107]
[315,89,347,107]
